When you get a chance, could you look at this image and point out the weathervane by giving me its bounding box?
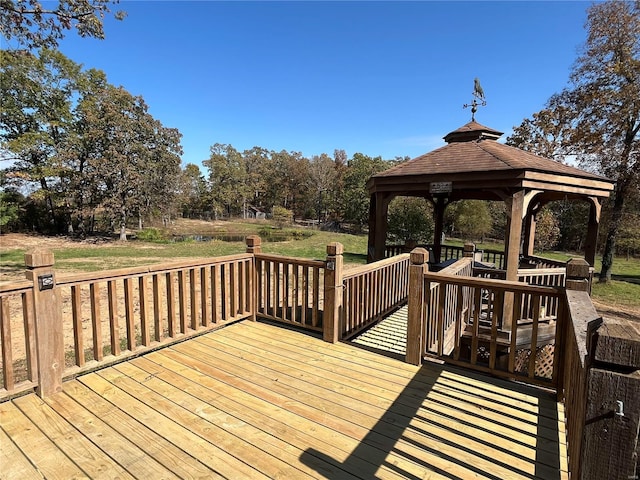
[463,78,486,121]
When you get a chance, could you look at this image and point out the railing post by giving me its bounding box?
[25,249,63,397]
[463,242,475,258]
[566,258,591,292]
[323,242,344,343]
[406,247,429,366]
[245,235,262,255]
[246,236,262,321]
[581,318,640,479]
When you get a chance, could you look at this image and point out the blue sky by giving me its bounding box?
[55,1,592,168]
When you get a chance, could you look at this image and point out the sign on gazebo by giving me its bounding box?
[429,181,452,194]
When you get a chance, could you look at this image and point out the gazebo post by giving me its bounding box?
[503,190,525,330]
[432,197,447,264]
[523,211,536,257]
[584,197,601,266]
[367,193,377,262]
[370,192,392,262]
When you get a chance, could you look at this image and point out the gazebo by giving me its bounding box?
[366,120,615,282]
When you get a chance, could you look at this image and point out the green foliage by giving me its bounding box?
[446,200,492,242]
[341,153,389,231]
[258,227,314,242]
[1,0,126,50]
[507,1,640,281]
[387,197,433,243]
[135,227,168,243]
[0,190,20,230]
[0,49,183,237]
[271,206,293,228]
[534,207,560,252]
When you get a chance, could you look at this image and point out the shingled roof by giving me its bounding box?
[373,120,609,182]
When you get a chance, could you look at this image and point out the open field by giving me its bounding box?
[1,218,638,322]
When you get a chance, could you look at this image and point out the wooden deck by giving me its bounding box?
[1,319,568,480]
[352,306,408,357]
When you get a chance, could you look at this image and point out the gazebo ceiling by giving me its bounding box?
[368,120,614,199]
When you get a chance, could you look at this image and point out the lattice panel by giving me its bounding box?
[514,344,555,380]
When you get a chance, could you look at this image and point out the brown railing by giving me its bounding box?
[341,254,409,340]
[562,289,598,480]
[424,257,474,356]
[0,253,254,400]
[0,281,37,398]
[2,238,413,400]
[254,253,326,332]
[385,243,506,269]
[407,250,566,389]
[408,253,640,479]
[525,255,567,269]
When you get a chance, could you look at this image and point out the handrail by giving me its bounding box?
[56,253,253,285]
[341,254,409,340]
[343,253,409,279]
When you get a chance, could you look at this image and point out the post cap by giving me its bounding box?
[410,247,429,265]
[566,258,591,279]
[326,242,344,256]
[246,235,262,247]
[25,249,55,269]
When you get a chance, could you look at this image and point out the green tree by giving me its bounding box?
[447,200,492,242]
[0,48,81,230]
[0,190,21,231]
[341,153,388,231]
[309,153,337,223]
[509,1,640,282]
[76,84,181,239]
[387,197,433,244]
[1,0,125,49]
[204,143,245,218]
[178,163,210,219]
[534,207,560,253]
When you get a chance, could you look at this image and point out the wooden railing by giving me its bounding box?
[254,253,325,332]
[341,254,409,340]
[424,257,474,356]
[0,252,254,400]
[562,288,598,480]
[385,242,506,269]
[422,270,564,389]
[525,255,567,269]
[408,253,640,479]
[0,280,37,398]
[1,237,414,400]
[406,246,567,389]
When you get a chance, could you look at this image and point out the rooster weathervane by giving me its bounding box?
[463,78,487,121]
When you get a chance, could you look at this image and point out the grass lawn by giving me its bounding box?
[1,220,638,315]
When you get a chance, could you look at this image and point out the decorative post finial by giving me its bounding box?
[463,77,487,121]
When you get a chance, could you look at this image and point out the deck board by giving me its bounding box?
[1,319,568,479]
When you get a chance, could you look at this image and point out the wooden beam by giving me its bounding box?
[503,190,525,330]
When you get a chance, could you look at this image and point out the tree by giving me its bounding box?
[73,83,182,239]
[309,153,337,223]
[534,207,560,253]
[341,153,388,231]
[446,200,492,242]
[387,197,433,244]
[0,49,82,230]
[1,0,125,49]
[204,143,245,218]
[509,1,640,282]
[178,163,210,219]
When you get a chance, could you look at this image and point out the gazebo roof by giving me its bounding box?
[368,120,614,199]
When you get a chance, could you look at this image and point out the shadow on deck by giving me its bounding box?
[1,319,567,479]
